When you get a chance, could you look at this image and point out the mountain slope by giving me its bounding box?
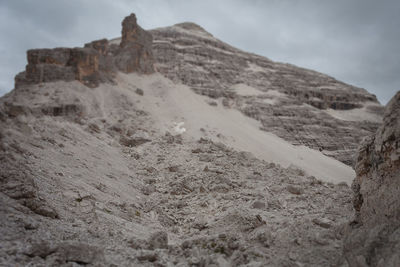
[118,72,354,183]
[0,73,354,266]
[146,22,384,166]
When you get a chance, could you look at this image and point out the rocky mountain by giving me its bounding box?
[148,22,383,166]
[0,13,398,266]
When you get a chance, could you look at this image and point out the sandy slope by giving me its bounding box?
[118,73,355,184]
[0,72,356,266]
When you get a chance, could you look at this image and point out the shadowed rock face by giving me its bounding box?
[344,91,400,266]
[14,13,154,89]
[353,91,400,224]
[115,13,154,74]
[149,23,383,165]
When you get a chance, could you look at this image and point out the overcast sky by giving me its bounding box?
[1,0,399,104]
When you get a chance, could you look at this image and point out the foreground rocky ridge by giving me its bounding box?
[148,23,383,165]
[344,91,400,266]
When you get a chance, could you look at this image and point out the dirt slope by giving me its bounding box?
[0,74,354,266]
[119,73,355,184]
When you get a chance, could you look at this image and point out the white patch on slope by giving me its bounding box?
[173,122,186,134]
[324,102,382,123]
[246,62,267,73]
[118,73,355,184]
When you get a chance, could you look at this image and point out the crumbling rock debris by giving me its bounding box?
[251,200,266,210]
[149,231,168,250]
[24,242,104,265]
[286,185,303,195]
[0,161,58,219]
[119,132,151,147]
[312,218,332,229]
[135,88,144,96]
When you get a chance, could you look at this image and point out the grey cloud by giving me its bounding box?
[0,0,399,104]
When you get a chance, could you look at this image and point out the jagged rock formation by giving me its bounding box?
[146,23,384,165]
[344,91,400,266]
[15,13,154,89]
[115,13,154,73]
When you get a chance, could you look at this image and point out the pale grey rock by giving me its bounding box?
[57,242,104,264]
[251,201,266,210]
[119,133,151,147]
[312,218,332,229]
[287,185,303,195]
[149,231,168,249]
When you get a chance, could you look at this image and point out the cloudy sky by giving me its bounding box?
[1,0,399,104]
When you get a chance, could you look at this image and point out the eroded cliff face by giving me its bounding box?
[147,23,383,165]
[344,91,400,266]
[15,13,154,89]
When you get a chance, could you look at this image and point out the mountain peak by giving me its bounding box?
[173,22,212,35]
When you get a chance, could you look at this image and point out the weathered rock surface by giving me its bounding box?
[353,91,400,225]
[344,91,400,266]
[147,23,384,165]
[15,47,102,88]
[115,13,154,74]
[15,13,154,89]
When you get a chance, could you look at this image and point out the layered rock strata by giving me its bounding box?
[15,13,154,89]
[148,23,383,165]
[344,91,400,266]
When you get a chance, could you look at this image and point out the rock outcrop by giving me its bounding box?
[15,13,154,89]
[147,23,383,165]
[114,13,154,74]
[344,91,400,266]
[15,47,103,88]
